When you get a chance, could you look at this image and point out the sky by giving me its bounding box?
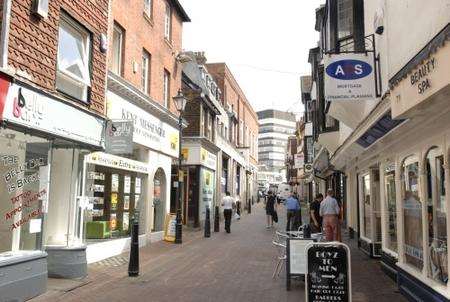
[179,0,324,115]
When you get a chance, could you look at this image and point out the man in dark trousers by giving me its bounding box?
[221,191,236,233]
[285,192,300,231]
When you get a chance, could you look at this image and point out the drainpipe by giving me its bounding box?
[0,0,12,69]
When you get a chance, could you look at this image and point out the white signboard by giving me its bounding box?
[288,239,315,274]
[2,84,105,147]
[85,152,149,174]
[294,154,304,169]
[324,53,376,102]
[107,91,179,157]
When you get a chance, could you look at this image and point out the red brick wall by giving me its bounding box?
[7,0,109,115]
[109,0,184,116]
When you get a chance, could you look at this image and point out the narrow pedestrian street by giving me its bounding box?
[31,203,405,302]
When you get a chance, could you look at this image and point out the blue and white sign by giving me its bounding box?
[324,53,376,102]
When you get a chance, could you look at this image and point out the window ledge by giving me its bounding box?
[143,12,154,26]
[164,38,173,49]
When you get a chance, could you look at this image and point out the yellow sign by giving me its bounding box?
[163,213,177,242]
[170,133,179,150]
[181,148,189,160]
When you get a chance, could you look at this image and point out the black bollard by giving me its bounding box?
[303,224,311,239]
[214,205,220,232]
[204,206,211,238]
[248,198,251,214]
[128,220,139,277]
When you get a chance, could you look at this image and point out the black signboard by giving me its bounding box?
[306,243,351,302]
[105,120,134,155]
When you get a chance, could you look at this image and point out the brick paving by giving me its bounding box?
[31,203,406,302]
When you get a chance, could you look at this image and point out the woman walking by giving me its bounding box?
[265,191,277,228]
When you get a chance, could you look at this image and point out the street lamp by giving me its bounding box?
[173,89,187,244]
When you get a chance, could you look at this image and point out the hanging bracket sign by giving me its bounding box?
[306,242,351,302]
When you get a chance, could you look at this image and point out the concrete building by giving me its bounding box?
[304,0,450,301]
[257,109,296,186]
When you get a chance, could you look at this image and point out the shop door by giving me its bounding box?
[153,169,166,232]
[187,167,199,228]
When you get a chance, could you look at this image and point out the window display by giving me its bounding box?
[384,164,397,253]
[402,158,423,271]
[0,129,50,254]
[425,149,447,284]
[362,174,371,239]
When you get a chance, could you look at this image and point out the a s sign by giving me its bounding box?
[326,59,372,80]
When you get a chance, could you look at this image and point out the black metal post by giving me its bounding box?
[128,220,139,277]
[204,206,211,238]
[214,205,220,232]
[247,198,251,214]
[175,115,183,244]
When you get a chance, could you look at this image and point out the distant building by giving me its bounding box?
[257,109,296,185]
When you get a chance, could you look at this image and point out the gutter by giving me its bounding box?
[0,0,12,69]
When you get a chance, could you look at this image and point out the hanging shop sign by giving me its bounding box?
[294,154,305,169]
[201,148,217,171]
[199,168,215,221]
[324,53,376,102]
[106,92,179,157]
[85,152,149,174]
[105,120,134,155]
[2,83,105,147]
[306,243,351,302]
[286,238,315,290]
[182,145,217,171]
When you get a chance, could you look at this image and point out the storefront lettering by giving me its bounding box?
[3,157,45,183]
[7,172,40,193]
[4,189,47,220]
[9,208,42,231]
[410,58,435,94]
[121,108,166,138]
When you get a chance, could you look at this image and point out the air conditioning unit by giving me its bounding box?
[304,163,313,174]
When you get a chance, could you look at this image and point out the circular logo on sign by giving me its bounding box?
[326,59,372,80]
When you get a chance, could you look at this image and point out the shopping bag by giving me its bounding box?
[234,213,240,220]
[272,211,278,223]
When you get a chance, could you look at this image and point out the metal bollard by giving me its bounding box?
[204,206,211,238]
[128,220,139,277]
[248,199,251,214]
[214,205,220,232]
[303,224,311,239]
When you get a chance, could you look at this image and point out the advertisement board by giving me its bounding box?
[324,53,375,102]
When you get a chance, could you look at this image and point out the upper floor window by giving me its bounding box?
[144,0,152,18]
[337,0,353,40]
[111,23,124,75]
[164,2,172,41]
[163,69,170,108]
[142,50,151,94]
[56,13,91,102]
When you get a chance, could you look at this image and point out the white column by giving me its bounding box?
[443,141,450,294]
[419,151,429,278]
[380,162,387,251]
[395,157,405,263]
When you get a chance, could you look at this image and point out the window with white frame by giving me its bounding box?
[56,14,91,102]
[163,69,170,108]
[384,163,397,253]
[144,0,152,18]
[337,0,353,39]
[164,2,172,41]
[111,23,124,75]
[141,50,150,94]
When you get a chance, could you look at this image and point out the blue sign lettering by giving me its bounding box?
[326,59,372,80]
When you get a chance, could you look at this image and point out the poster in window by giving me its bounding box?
[124,195,130,210]
[94,184,104,193]
[135,195,140,209]
[111,174,119,192]
[110,213,117,230]
[123,212,129,231]
[135,177,141,194]
[94,197,104,205]
[111,192,118,210]
[124,176,131,194]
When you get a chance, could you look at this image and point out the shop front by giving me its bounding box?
[82,87,180,262]
[0,78,105,301]
[180,141,218,228]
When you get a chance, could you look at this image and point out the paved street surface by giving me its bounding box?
[31,203,406,302]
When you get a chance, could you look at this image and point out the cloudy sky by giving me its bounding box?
[180,0,324,115]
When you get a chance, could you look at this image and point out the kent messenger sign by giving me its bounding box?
[324,53,376,102]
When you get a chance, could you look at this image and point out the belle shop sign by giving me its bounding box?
[324,53,376,102]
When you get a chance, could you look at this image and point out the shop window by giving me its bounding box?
[402,157,423,271]
[56,13,91,102]
[111,23,124,75]
[425,148,447,284]
[163,69,170,108]
[164,2,172,41]
[361,173,371,239]
[141,50,151,95]
[384,163,397,253]
[0,129,51,254]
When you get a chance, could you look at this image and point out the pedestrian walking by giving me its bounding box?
[285,192,300,231]
[310,193,324,233]
[222,191,236,233]
[320,189,340,241]
[265,191,277,229]
[293,193,302,230]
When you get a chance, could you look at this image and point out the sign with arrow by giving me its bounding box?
[306,242,351,302]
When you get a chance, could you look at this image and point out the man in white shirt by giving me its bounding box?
[222,191,236,233]
[320,189,340,241]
